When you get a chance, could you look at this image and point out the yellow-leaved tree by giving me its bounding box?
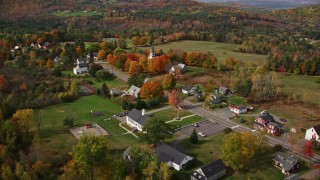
[12,109,34,136]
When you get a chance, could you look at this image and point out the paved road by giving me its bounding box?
[182,100,320,163]
[96,61,130,82]
[101,61,320,163]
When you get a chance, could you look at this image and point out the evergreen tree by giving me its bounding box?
[190,129,198,144]
[100,82,110,98]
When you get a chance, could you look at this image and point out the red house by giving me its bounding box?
[253,112,281,136]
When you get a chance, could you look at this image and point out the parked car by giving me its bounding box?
[118,111,128,117]
[194,123,199,127]
[198,132,206,137]
[280,118,287,122]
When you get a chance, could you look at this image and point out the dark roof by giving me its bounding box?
[127,108,149,126]
[200,159,226,179]
[155,143,191,165]
[77,58,87,68]
[273,152,298,171]
[313,124,320,135]
[284,174,300,180]
[259,113,275,124]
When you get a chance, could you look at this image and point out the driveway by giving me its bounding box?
[213,107,235,118]
[175,120,226,140]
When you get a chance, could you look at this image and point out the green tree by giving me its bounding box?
[117,38,127,49]
[100,82,110,98]
[139,118,173,146]
[71,134,108,180]
[190,128,198,144]
[128,73,145,88]
[112,158,127,180]
[220,131,258,171]
[95,69,113,81]
[162,74,176,90]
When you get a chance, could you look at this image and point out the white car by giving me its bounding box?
[198,132,206,137]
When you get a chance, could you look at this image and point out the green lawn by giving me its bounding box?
[228,96,247,105]
[138,40,267,64]
[37,95,138,151]
[38,95,122,131]
[278,73,320,105]
[169,115,204,128]
[62,70,127,89]
[151,108,193,122]
[52,11,103,17]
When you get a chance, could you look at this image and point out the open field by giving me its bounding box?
[138,40,267,64]
[52,11,103,17]
[278,73,320,106]
[62,70,127,89]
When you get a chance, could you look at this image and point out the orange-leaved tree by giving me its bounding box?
[140,81,164,100]
[168,89,180,107]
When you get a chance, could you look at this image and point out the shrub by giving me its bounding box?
[316,77,320,83]
[240,118,246,123]
[63,117,74,128]
[223,127,232,134]
[273,144,283,152]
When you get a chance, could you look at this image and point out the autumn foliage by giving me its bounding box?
[168,89,180,107]
[0,75,9,92]
[140,81,164,100]
[148,54,170,75]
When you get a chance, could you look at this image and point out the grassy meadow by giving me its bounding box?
[278,73,320,105]
[138,40,267,64]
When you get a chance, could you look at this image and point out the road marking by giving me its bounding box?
[231,125,239,129]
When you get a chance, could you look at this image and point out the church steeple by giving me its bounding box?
[148,44,156,61]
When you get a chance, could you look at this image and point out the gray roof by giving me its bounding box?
[110,88,121,95]
[77,58,87,68]
[284,174,300,180]
[199,159,226,179]
[312,124,320,135]
[259,113,275,124]
[273,152,298,171]
[155,143,191,165]
[127,108,149,126]
[219,86,229,92]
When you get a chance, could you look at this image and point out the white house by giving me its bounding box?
[126,108,149,131]
[229,105,247,114]
[124,85,141,98]
[73,58,88,74]
[170,63,186,75]
[155,143,194,171]
[305,124,320,142]
[182,85,198,96]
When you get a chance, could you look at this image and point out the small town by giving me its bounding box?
[0,0,320,179]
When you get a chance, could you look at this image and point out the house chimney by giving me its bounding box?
[142,108,146,116]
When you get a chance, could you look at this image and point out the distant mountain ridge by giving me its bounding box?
[197,0,320,9]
